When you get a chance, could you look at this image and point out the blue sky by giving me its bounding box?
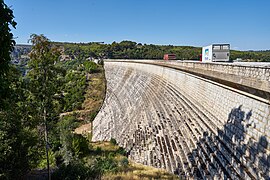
[5,0,270,50]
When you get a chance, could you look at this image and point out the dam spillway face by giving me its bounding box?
[92,62,270,179]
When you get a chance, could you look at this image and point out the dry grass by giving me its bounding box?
[73,66,106,135]
[102,162,178,180]
[60,66,106,122]
[71,67,177,179]
[82,68,106,113]
[74,123,91,134]
[91,141,119,151]
[88,141,178,180]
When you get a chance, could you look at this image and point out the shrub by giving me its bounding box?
[88,111,97,122]
[63,70,86,112]
[117,147,127,155]
[52,160,99,180]
[36,150,56,169]
[95,157,118,173]
[110,138,117,145]
[71,134,89,158]
[120,157,129,167]
[58,116,89,164]
[96,147,102,154]
[84,61,98,73]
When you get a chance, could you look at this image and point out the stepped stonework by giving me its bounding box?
[92,61,270,179]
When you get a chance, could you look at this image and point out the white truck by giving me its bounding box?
[202,44,230,62]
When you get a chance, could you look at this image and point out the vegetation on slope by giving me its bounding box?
[89,142,178,180]
[0,27,176,179]
[0,1,30,178]
[52,140,178,180]
[55,41,270,62]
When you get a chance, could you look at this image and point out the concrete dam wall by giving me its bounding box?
[92,61,270,179]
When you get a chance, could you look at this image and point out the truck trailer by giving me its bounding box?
[202,44,230,62]
[163,54,176,60]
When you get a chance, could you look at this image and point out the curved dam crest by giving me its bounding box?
[93,61,270,179]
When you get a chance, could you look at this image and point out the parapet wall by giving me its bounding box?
[106,60,270,102]
[93,61,270,179]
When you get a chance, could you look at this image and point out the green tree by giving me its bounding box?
[0,68,35,179]
[0,0,16,74]
[0,1,28,178]
[63,70,86,112]
[84,61,98,73]
[27,34,64,179]
[0,1,35,178]
[0,0,16,109]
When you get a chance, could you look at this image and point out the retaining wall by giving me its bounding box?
[93,61,270,179]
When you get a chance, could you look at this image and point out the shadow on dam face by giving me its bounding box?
[92,62,270,179]
[188,105,269,179]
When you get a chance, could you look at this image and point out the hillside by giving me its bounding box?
[55,41,270,62]
[12,42,270,63]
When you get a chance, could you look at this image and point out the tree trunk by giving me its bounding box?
[44,107,51,180]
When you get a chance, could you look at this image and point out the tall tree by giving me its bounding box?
[0,0,16,107]
[0,0,16,70]
[27,34,64,180]
[0,0,32,178]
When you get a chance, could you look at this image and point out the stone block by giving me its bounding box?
[93,61,270,179]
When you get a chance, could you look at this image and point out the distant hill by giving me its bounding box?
[53,41,270,62]
[11,45,32,76]
[230,49,270,62]
[11,44,32,61]
[13,42,270,62]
